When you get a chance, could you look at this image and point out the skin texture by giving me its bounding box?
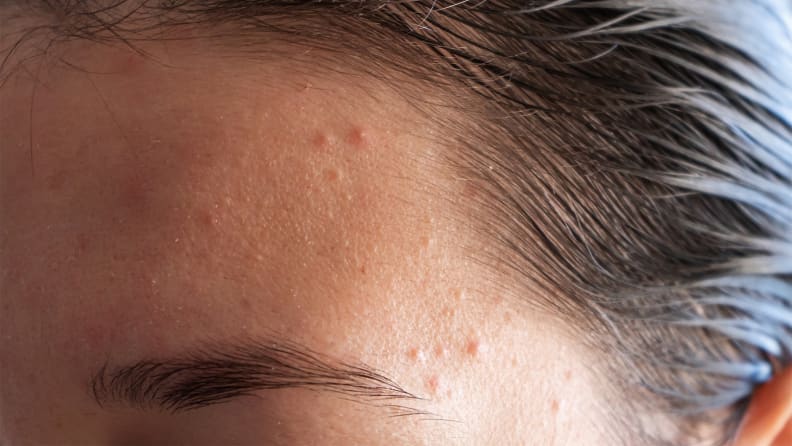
[0,36,607,445]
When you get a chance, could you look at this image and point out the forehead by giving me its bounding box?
[0,37,465,349]
[0,35,604,445]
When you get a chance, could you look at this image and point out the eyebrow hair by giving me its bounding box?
[89,334,427,417]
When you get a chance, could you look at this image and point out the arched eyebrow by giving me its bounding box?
[88,335,427,418]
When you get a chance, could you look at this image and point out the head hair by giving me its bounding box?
[2,1,791,444]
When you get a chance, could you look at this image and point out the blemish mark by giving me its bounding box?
[198,209,218,229]
[564,370,572,381]
[465,339,479,357]
[452,288,464,301]
[407,348,419,362]
[312,132,329,151]
[426,375,439,395]
[118,51,146,73]
[118,177,151,213]
[419,235,430,249]
[441,306,455,318]
[551,399,560,414]
[46,171,67,191]
[323,168,339,182]
[75,233,90,254]
[359,264,367,275]
[346,126,368,150]
[433,344,446,358]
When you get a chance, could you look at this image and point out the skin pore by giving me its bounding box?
[0,34,608,445]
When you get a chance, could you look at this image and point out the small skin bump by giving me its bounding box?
[323,168,339,182]
[197,209,218,229]
[426,375,440,395]
[312,132,329,152]
[346,126,368,150]
[465,339,479,357]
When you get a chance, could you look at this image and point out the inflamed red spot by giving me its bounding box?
[312,132,329,152]
[465,339,479,357]
[346,126,368,150]
[426,375,440,395]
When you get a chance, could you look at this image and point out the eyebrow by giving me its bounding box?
[89,334,427,417]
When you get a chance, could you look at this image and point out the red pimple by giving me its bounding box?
[346,126,368,149]
[197,209,218,229]
[465,339,479,357]
[312,132,329,151]
[323,168,339,182]
[426,375,439,395]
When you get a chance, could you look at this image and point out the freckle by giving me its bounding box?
[419,235,430,249]
[426,375,439,395]
[323,168,339,182]
[312,132,329,151]
[551,399,559,414]
[407,348,419,362]
[465,339,479,357]
[240,298,253,311]
[511,357,518,367]
[452,288,464,301]
[564,370,572,381]
[434,344,446,358]
[346,126,368,150]
[360,264,366,275]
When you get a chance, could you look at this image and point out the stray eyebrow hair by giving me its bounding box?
[89,335,426,417]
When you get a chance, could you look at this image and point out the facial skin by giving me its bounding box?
[0,34,607,445]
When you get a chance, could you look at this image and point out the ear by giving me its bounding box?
[733,367,792,446]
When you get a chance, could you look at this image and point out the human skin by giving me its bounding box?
[0,35,607,445]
